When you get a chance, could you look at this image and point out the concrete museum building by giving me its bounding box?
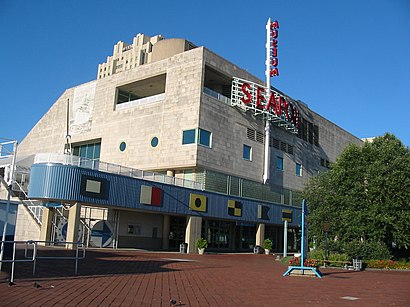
[7,32,362,254]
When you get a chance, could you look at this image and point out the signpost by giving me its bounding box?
[283,199,322,278]
[323,221,330,260]
[231,18,300,184]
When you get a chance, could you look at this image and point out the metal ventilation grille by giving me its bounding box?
[247,128,256,140]
[280,141,287,152]
[287,144,294,155]
[271,138,280,149]
[256,131,264,144]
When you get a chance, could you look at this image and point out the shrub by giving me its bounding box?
[263,239,273,250]
[328,252,349,262]
[344,240,391,260]
[308,249,326,260]
[366,260,410,270]
[195,238,208,249]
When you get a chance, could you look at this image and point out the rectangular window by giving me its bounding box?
[296,163,302,176]
[308,122,314,144]
[198,129,212,147]
[277,156,284,171]
[313,125,319,146]
[115,74,166,110]
[182,128,212,148]
[72,140,101,161]
[243,145,252,161]
[182,129,196,145]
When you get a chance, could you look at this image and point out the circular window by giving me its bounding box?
[119,141,126,152]
[151,137,159,148]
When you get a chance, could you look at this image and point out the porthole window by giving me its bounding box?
[119,141,127,152]
[151,137,159,148]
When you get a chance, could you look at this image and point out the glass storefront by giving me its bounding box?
[169,216,186,250]
[236,223,256,251]
[202,219,232,250]
[265,226,280,252]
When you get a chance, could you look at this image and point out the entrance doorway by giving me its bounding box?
[169,216,186,250]
[202,220,232,250]
[235,223,256,251]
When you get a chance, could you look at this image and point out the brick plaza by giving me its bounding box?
[1,249,409,306]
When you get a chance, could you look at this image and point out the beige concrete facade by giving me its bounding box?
[185,216,202,254]
[97,33,164,79]
[14,33,363,252]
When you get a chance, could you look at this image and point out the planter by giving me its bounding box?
[265,249,270,255]
[198,248,205,255]
[287,266,318,276]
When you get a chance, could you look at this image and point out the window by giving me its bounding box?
[276,156,284,171]
[182,129,196,145]
[115,74,166,108]
[313,125,319,146]
[243,145,252,161]
[296,163,302,176]
[119,141,126,152]
[151,137,159,148]
[198,129,211,147]
[72,141,101,161]
[182,128,212,148]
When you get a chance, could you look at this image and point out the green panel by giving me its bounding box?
[229,176,240,196]
[204,170,228,194]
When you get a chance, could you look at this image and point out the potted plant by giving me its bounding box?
[195,238,208,255]
[263,239,273,255]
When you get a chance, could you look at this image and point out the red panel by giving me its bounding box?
[151,187,163,206]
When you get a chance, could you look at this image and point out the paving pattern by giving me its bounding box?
[1,248,409,306]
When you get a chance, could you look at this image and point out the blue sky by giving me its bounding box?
[1,0,409,147]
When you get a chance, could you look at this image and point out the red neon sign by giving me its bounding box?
[270,21,279,77]
[240,82,299,128]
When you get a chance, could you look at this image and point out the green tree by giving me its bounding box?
[303,133,410,259]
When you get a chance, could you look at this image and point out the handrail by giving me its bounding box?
[12,180,42,225]
[0,240,37,284]
[34,153,204,190]
[0,240,85,284]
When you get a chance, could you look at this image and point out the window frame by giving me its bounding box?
[296,163,302,177]
[182,128,212,148]
[182,129,196,145]
[198,128,212,148]
[243,144,252,161]
[276,156,284,171]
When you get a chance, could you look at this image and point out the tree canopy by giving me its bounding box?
[303,133,410,258]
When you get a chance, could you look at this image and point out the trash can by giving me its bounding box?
[353,257,362,271]
[253,245,263,254]
[180,243,188,253]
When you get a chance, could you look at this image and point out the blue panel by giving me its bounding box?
[29,163,301,226]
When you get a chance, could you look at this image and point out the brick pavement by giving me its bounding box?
[1,248,409,306]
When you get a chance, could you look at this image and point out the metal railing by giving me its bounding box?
[34,153,204,190]
[12,180,43,225]
[0,240,37,284]
[0,240,85,284]
[115,93,165,111]
[203,87,231,105]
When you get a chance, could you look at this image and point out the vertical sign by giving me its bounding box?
[269,20,280,77]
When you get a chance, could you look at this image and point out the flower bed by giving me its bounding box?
[288,257,319,267]
[366,260,410,270]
